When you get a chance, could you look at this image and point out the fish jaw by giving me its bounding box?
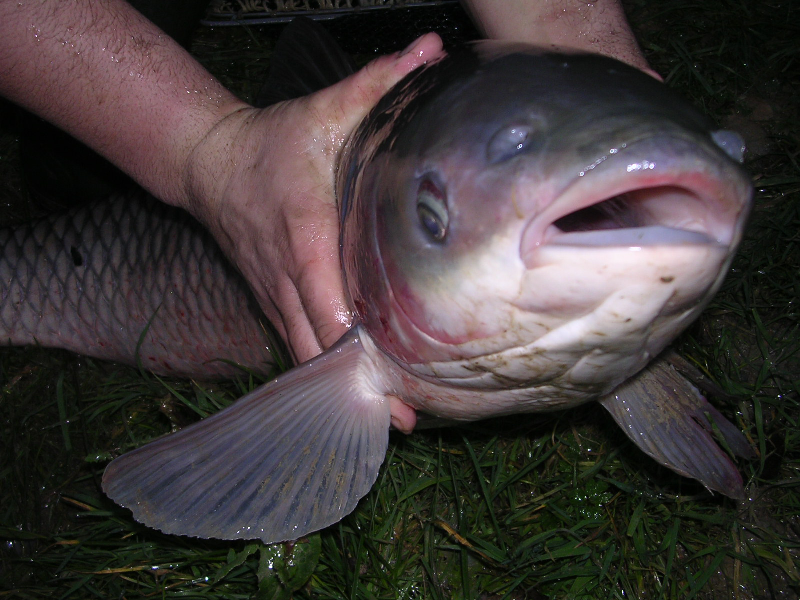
[502,133,752,392]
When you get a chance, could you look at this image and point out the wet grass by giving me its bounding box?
[1,0,799,598]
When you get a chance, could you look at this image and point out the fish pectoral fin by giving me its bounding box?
[102,327,391,544]
[600,357,754,499]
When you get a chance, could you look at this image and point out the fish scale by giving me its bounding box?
[0,192,273,378]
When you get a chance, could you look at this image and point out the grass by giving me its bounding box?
[1,0,799,598]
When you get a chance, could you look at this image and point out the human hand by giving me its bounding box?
[462,0,662,80]
[181,34,444,371]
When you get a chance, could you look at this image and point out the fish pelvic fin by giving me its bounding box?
[600,357,754,499]
[255,17,356,108]
[102,328,391,543]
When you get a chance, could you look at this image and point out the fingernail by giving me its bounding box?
[399,34,425,57]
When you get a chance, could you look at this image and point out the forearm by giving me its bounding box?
[461,0,652,73]
[0,0,246,207]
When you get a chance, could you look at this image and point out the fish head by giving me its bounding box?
[339,42,752,408]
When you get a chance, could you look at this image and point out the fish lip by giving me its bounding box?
[520,134,750,265]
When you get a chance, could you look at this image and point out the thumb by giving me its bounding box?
[313,33,445,135]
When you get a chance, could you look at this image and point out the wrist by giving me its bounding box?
[179,103,258,228]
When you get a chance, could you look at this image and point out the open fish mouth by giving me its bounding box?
[521,135,749,266]
[549,188,719,246]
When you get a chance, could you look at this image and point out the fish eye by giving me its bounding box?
[487,122,539,164]
[416,178,448,242]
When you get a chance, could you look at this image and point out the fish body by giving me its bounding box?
[5,20,753,544]
[0,194,273,378]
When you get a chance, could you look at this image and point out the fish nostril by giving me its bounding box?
[711,130,746,163]
[486,121,541,164]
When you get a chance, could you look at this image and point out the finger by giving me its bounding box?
[389,396,417,434]
[310,33,445,137]
[274,276,324,365]
[293,255,350,361]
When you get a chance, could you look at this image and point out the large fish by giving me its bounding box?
[2,20,753,544]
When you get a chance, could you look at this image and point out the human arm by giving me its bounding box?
[461,0,660,78]
[0,0,443,365]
